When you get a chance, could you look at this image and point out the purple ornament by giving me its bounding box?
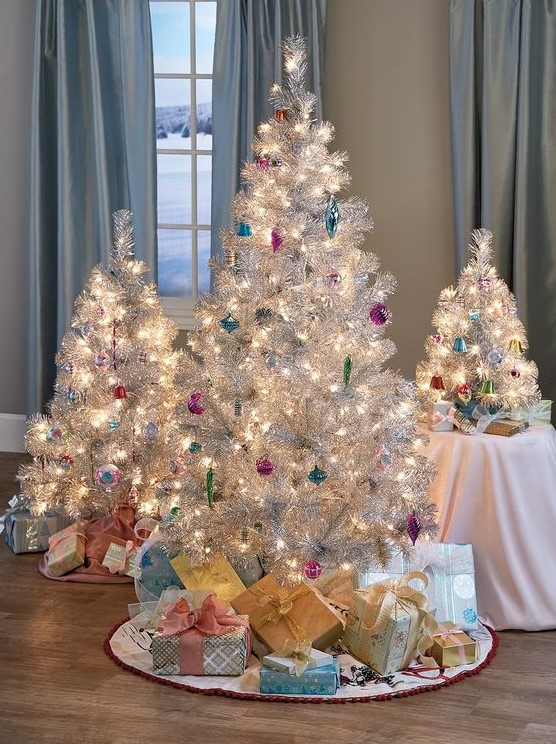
[369,303,390,326]
[187,392,205,415]
[63,362,74,374]
[271,228,283,253]
[256,458,274,477]
[94,352,109,370]
[304,560,323,580]
[406,511,422,545]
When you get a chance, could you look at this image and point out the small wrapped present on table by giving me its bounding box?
[428,401,455,432]
[46,523,86,577]
[263,639,334,676]
[343,571,436,676]
[429,621,478,667]
[150,593,251,676]
[102,540,138,577]
[358,542,479,630]
[1,496,70,554]
[259,658,340,696]
[170,553,245,603]
[230,574,344,653]
[508,399,552,426]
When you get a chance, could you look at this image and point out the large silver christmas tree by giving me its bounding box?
[165,38,436,583]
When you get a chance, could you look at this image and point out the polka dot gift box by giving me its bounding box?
[357,543,479,631]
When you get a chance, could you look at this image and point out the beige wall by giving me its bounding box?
[0,0,36,414]
[323,0,455,378]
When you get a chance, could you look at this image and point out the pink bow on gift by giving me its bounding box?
[157,594,249,638]
[431,408,457,426]
[107,540,135,575]
[433,623,468,664]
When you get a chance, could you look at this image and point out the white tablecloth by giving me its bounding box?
[424,424,556,631]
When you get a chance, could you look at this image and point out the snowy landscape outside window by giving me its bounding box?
[150,0,216,328]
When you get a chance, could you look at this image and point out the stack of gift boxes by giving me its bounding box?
[126,541,483,694]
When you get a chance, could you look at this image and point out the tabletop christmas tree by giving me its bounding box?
[416,228,541,413]
[19,210,187,519]
[163,37,436,584]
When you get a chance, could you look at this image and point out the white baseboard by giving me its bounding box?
[0,413,26,453]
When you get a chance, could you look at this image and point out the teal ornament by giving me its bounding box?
[188,441,202,453]
[469,310,480,322]
[308,465,328,485]
[164,506,182,522]
[219,313,239,333]
[343,355,352,387]
[46,425,68,444]
[324,195,340,238]
[207,468,214,508]
[236,222,252,237]
[108,420,120,429]
[453,337,468,353]
[68,390,80,404]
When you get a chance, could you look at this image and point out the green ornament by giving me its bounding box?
[343,355,352,387]
[206,468,214,508]
[308,465,327,485]
[324,195,340,238]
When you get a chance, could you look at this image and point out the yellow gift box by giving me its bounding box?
[170,553,246,603]
[231,574,344,653]
[429,621,478,667]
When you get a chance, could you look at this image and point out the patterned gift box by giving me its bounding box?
[46,523,86,577]
[343,573,435,676]
[263,647,334,676]
[473,419,528,436]
[151,617,250,676]
[259,659,340,696]
[170,553,245,603]
[136,542,184,599]
[428,402,455,432]
[358,543,479,631]
[231,574,344,653]
[102,541,138,577]
[429,621,478,667]
[4,509,70,554]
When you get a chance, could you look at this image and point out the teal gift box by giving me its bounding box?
[259,659,340,696]
[4,509,70,554]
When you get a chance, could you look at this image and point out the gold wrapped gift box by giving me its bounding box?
[170,553,246,604]
[429,621,478,667]
[231,574,344,653]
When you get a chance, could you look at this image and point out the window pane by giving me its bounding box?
[155,79,191,150]
[197,155,211,224]
[195,2,216,73]
[150,2,190,74]
[198,230,211,294]
[196,79,212,150]
[157,154,192,224]
[158,229,193,297]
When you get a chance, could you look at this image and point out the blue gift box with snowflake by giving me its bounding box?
[259,659,340,696]
[135,542,184,602]
[358,542,479,631]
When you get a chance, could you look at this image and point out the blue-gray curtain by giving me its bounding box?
[211,0,327,258]
[29,0,157,414]
[450,0,556,408]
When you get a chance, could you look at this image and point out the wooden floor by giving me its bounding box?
[1,453,556,744]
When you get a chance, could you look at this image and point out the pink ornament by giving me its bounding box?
[256,458,274,477]
[271,228,283,253]
[407,511,421,545]
[187,392,205,415]
[170,455,187,475]
[95,463,121,488]
[304,560,323,580]
[128,486,139,505]
[369,302,390,326]
[256,156,270,171]
[431,334,443,344]
[324,270,341,289]
[94,352,109,370]
[478,277,492,289]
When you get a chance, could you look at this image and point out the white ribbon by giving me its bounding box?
[471,404,509,433]
[0,496,27,535]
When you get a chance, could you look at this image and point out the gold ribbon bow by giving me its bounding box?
[250,582,312,643]
[280,638,313,677]
[362,570,439,668]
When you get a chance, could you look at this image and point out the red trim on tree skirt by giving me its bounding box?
[103,618,499,704]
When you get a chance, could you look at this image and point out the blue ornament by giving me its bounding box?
[236,222,252,237]
[68,390,80,403]
[324,195,340,238]
[308,465,328,485]
[188,441,202,452]
[468,310,480,322]
[463,608,477,624]
[453,337,468,353]
[145,422,159,441]
[219,313,239,333]
[108,420,120,429]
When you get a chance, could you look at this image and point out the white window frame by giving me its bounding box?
[151,0,214,329]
